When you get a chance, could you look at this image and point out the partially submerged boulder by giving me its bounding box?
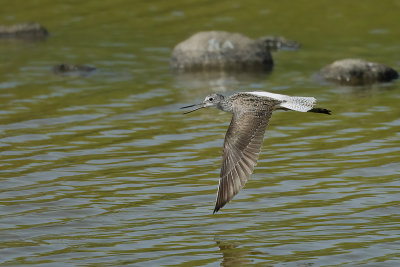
[53,64,96,76]
[171,31,280,71]
[319,59,398,85]
[0,22,48,39]
[259,36,301,50]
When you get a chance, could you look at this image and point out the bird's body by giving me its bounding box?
[181,91,330,213]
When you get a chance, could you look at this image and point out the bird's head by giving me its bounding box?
[181,93,225,114]
[202,93,225,108]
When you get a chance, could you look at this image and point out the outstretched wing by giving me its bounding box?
[214,108,273,213]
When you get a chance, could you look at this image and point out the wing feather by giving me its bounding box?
[213,106,274,213]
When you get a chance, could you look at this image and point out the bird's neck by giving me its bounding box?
[217,98,233,113]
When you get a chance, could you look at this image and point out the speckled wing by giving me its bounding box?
[214,107,273,213]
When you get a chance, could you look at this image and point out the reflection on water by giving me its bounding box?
[173,69,271,94]
[1,0,400,266]
[216,238,252,266]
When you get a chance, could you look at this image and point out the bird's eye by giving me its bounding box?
[209,97,213,101]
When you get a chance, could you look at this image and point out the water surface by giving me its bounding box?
[1,1,400,266]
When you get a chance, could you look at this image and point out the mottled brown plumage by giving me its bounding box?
[181,91,330,213]
[214,95,279,213]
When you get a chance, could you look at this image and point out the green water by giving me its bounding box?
[1,1,399,266]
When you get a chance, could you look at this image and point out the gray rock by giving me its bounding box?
[53,64,96,76]
[258,35,301,50]
[170,31,275,71]
[319,58,398,85]
[0,22,48,39]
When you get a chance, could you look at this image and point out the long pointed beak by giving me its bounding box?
[180,103,205,114]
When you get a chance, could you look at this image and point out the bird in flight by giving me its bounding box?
[181,91,331,213]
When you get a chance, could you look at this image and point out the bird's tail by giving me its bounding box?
[248,91,331,114]
[278,95,317,112]
[281,96,331,114]
[307,107,331,115]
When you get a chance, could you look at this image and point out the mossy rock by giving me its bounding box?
[319,59,398,85]
[0,22,48,39]
[53,64,96,76]
[170,31,276,71]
